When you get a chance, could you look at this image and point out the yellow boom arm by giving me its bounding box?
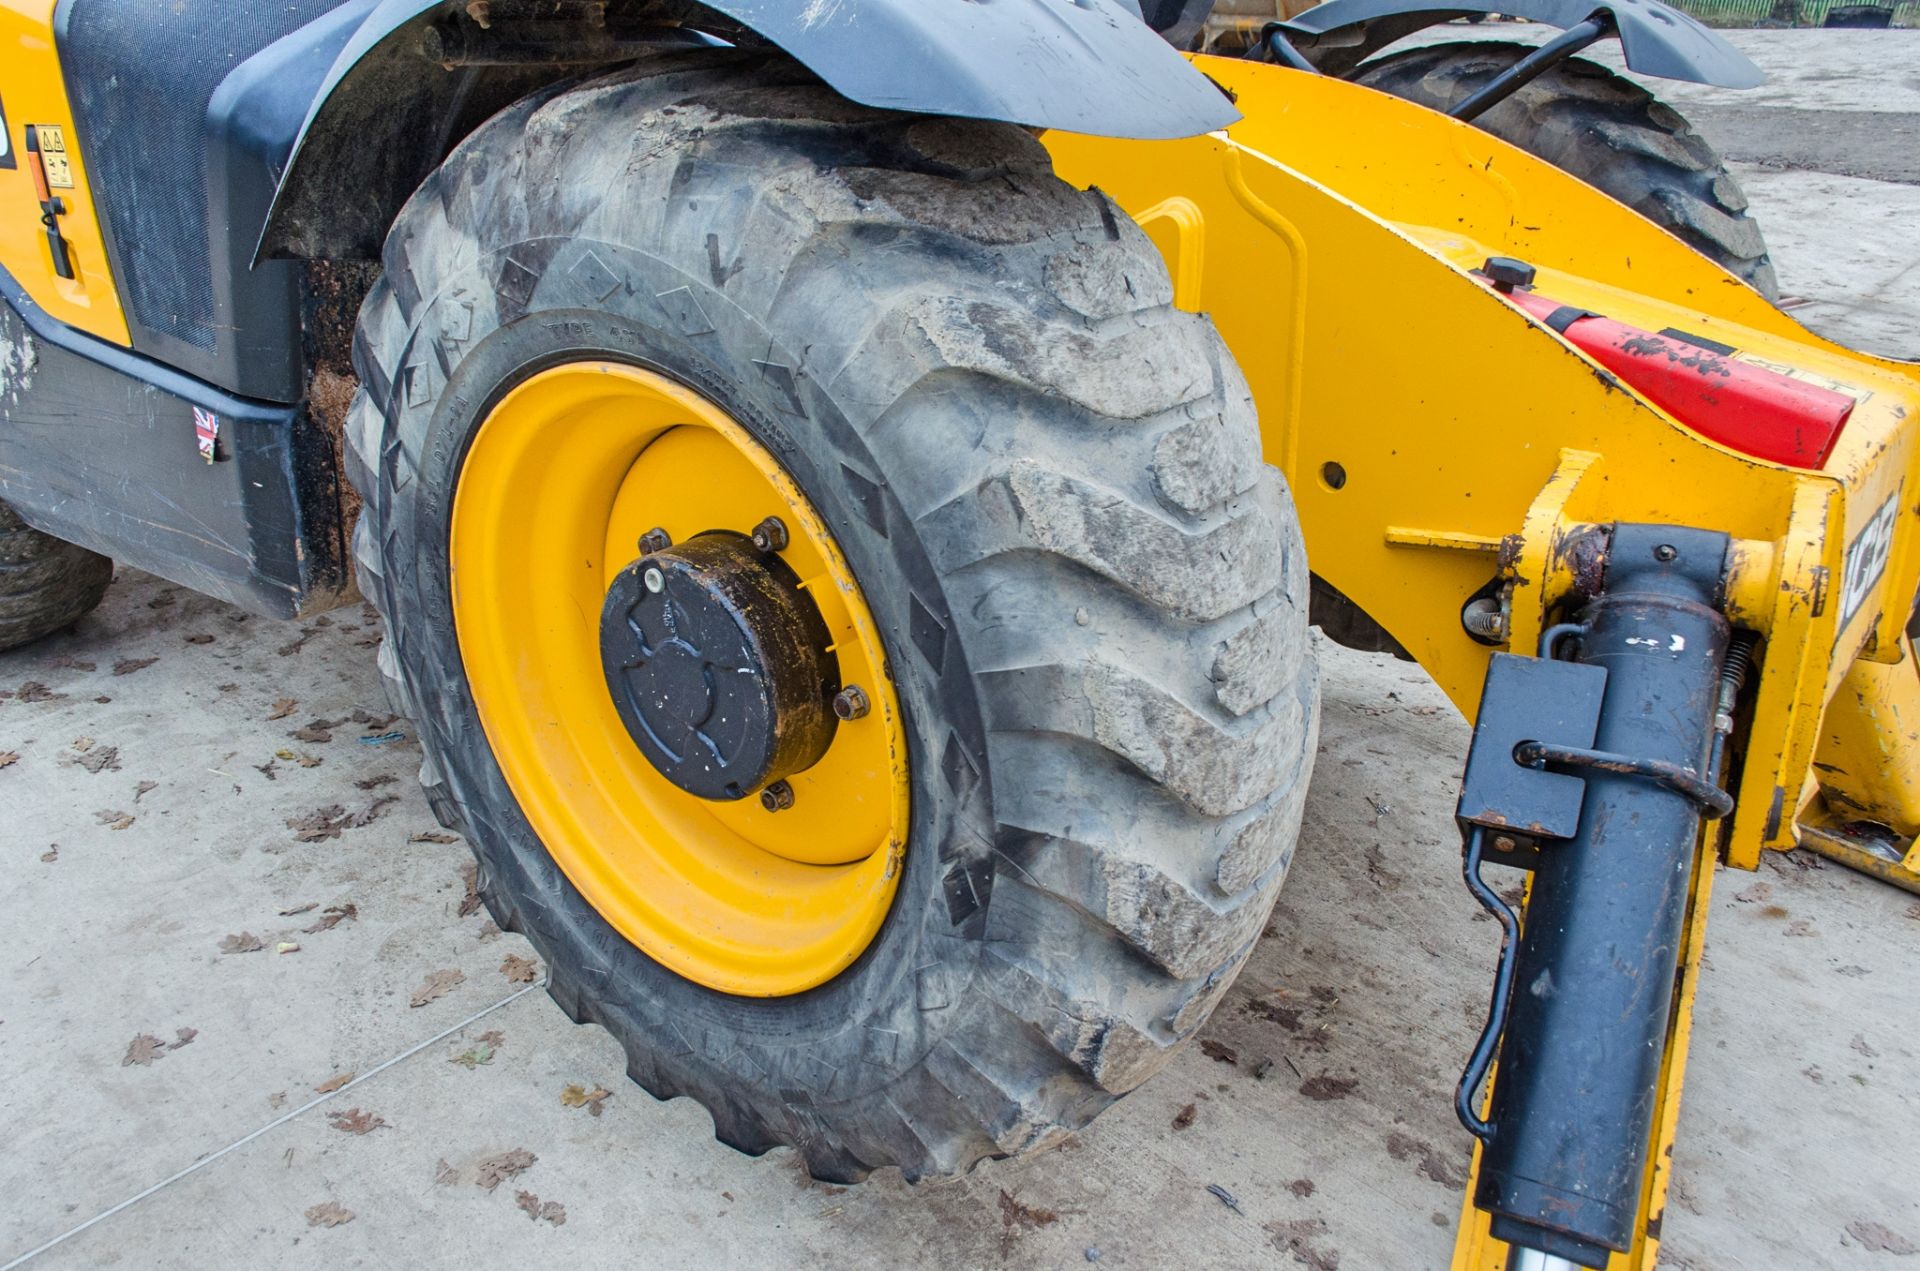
[1046,55,1920,1271]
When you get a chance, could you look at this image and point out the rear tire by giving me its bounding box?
[1354,42,1780,300]
[0,501,113,652]
[347,53,1318,1179]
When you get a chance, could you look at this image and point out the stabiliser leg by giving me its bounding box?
[1454,526,1735,1269]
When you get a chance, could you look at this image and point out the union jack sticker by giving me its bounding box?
[193,406,221,464]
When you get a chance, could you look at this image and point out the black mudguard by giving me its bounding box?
[258,0,1240,259]
[1282,0,1764,86]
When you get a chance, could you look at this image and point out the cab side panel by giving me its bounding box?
[0,0,126,344]
[55,0,364,400]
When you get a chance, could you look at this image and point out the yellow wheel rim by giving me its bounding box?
[450,362,909,996]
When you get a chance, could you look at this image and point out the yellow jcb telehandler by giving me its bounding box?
[2,3,1914,1267]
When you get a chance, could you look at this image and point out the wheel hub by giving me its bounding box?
[600,531,838,801]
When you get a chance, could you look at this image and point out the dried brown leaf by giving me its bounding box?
[266,698,298,720]
[170,1027,198,1050]
[291,723,333,744]
[560,1084,611,1113]
[1171,1102,1197,1131]
[1299,1073,1360,1102]
[997,1189,1059,1234]
[1199,1038,1239,1066]
[344,797,397,829]
[326,1107,388,1135]
[500,954,538,984]
[0,751,18,769]
[314,1073,353,1094]
[219,932,264,954]
[16,681,66,702]
[305,1202,354,1228]
[279,902,318,916]
[458,862,483,917]
[94,810,134,831]
[185,633,215,645]
[122,1034,166,1066]
[112,657,158,676]
[410,968,464,1008]
[434,1159,461,1186]
[515,1190,567,1226]
[474,1148,536,1191]
[356,775,397,791]
[304,903,358,934]
[288,805,348,842]
[411,830,460,844]
[1847,1221,1917,1256]
[63,745,121,774]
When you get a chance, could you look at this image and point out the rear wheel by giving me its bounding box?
[0,501,113,652]
[1354,42,1780,300]
[347,53,1318,1179]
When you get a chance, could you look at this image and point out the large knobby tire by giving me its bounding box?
[347,53,1318,1180]
[0,501,113,652]
[1354,42,1781,300]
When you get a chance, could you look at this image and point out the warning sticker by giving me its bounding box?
[33,124,72,188]
[1735,352,1873,408]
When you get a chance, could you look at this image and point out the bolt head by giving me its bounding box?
[760,779,795,812]
[1492,834,1519,853]
[751,516,790,554]
[642,566,665,595]
[1480,256,1537,292]
[638,527,672,555]
[1654,543,1678,562]
[832,684,871,721]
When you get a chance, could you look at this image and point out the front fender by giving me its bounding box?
[1282,0,1763,87]
[258,0,1239,259]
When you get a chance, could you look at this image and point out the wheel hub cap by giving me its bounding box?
[601,532,838,801]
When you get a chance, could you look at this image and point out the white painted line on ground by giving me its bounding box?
[1,981,549,1270]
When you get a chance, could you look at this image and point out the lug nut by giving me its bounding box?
[638,526,672,554]
[751,516,790,553]
[832,684,871,721]
[642,566,665,595]
[760,779,795,813]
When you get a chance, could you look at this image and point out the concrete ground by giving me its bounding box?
[4,28,1918,1271]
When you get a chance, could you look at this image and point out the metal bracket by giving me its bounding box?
[1456,652,1607,845]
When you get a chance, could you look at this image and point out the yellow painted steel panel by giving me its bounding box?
[0,0,128,343]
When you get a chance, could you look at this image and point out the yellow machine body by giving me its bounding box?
[0,0,126,343]
[1045,54,1920,1269]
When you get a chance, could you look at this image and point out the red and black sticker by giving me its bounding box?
[0,95,15,170]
